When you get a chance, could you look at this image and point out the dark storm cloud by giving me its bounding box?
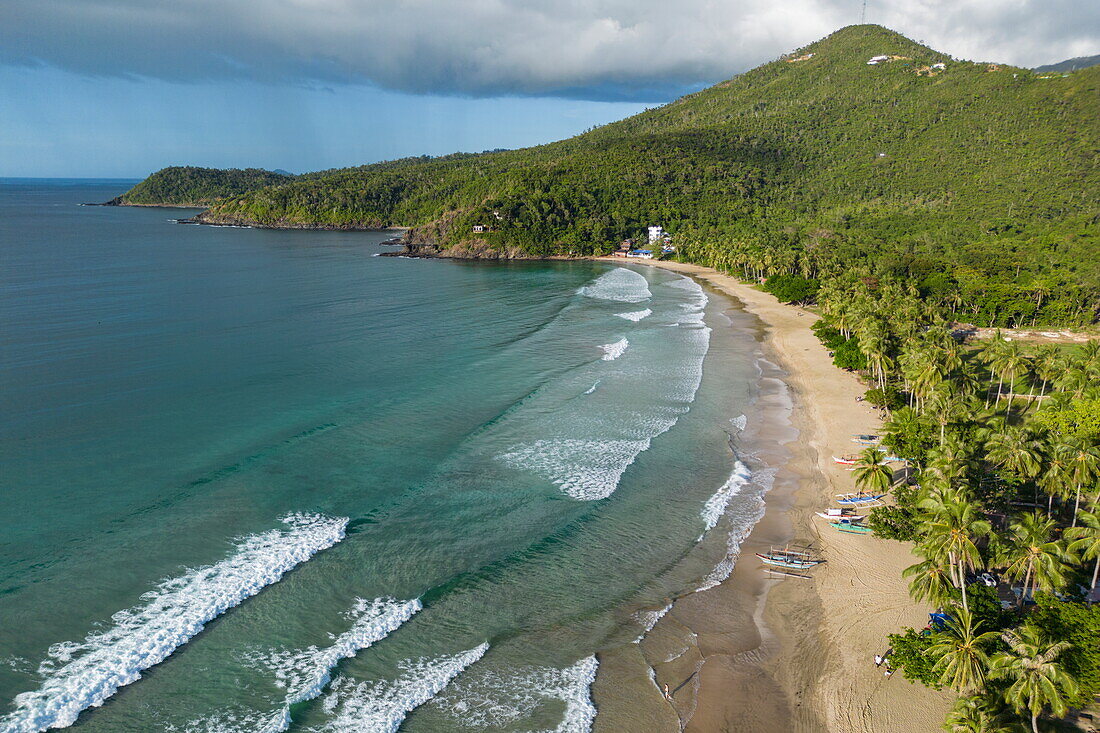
[1,0,1097,100]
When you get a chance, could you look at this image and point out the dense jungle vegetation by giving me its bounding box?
[799,275,1100,731]
[115,25,1099,326]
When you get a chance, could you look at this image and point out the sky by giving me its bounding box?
[2,0,1097,178]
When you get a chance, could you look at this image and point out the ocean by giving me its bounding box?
[0,180,775,732]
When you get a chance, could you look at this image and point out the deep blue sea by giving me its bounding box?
[0,180,772,732]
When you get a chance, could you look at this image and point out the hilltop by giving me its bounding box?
[1034,54,1100,73]
[113,25,1100,326]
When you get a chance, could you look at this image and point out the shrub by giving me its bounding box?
[763,274,820,304]
[832,339,868,370]
[886,627,941,688]
[869,505,919,541]
[865,386,905,410]
[1025,595,1100,707]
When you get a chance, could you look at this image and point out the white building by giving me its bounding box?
[647,225,665,244]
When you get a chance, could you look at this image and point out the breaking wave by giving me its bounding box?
[699,462,752,535]
[615,309,652,322]
[242,597,422,732]
[599,338,629,361]
[316,644,488,732]
[578,268,651,303]
[697,468,774,591]
[498,439,650,501]
[0,514,348,733]
[433,656,598,732]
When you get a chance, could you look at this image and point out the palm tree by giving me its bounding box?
[921,495,991,613]
[1066,503,1100,605]
[992,342,1029,414]
[1030,345,1061,404]
[982,332,1008,408]
[925,437,975,486]
[903,556,954,606]
[926,388,974,446]
[990,626,1078,733]
[1065,441,1100,527]
[986,426,1044,504]
[1038,440,1073,518]
[927,607,999,692]
[942,694,1021,733]
[852,446,893,495]
[1000,511,1072,606]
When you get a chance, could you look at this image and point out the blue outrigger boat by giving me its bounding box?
[836,493,886,506]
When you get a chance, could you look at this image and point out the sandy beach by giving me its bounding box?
[601,258,953,732]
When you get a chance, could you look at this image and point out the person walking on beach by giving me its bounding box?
[663,683,672,701]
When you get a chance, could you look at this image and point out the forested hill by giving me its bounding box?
[116,25,1099,326]
[108,167,296,206]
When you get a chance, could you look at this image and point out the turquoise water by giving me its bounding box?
[0,180,769,732]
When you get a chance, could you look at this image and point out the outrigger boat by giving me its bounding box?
[834,453,892,467]
[829,520,874,534]
[815,508,867,522]
[836,492,886,506]
[756,546,824,570]
[851,434,880,445]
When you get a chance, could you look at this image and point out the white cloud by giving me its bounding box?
[1,0,1096,100]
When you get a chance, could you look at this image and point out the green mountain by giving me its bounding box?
[115,25,1099,326]
[1033,54,1100,73]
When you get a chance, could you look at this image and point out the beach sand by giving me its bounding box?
[599,259,952,732]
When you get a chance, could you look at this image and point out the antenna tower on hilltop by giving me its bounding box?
[860,0,868,23]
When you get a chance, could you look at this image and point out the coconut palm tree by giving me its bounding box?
[1030,345,1061,404]
[1066,503,1100,605]
[921,495,991,613]
[1038,440,1073,518]
[853,446,893,495]
[942,694,1023,733]
[982,332,1009,408]
[927,607,999,693]
[903,556,954,606]
[999,511,1072,606]
[990,626,1078,733]
[992,342,1029,414]
[926,388,975,446]
[1065,441,1100,527]
[986,426,1043,484]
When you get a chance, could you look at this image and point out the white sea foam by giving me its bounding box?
[433,656,598,733]
[315,644,488,732]
[0,513,348,733]
[730,414,747,432]
[633,603,673,642]
[615,309,652,322]
[578,268,651,303]
[697,468,774,591]
[699,462,752,535]
[240,596,422,732]
[583,381,600,395]
[599,338,629,361]
[498,438,650,500]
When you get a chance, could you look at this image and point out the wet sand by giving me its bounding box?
[600,258,952,732]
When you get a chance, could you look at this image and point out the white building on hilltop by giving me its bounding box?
[647,225,665,244]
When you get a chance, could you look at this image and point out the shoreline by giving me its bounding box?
[604,258,953,732]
